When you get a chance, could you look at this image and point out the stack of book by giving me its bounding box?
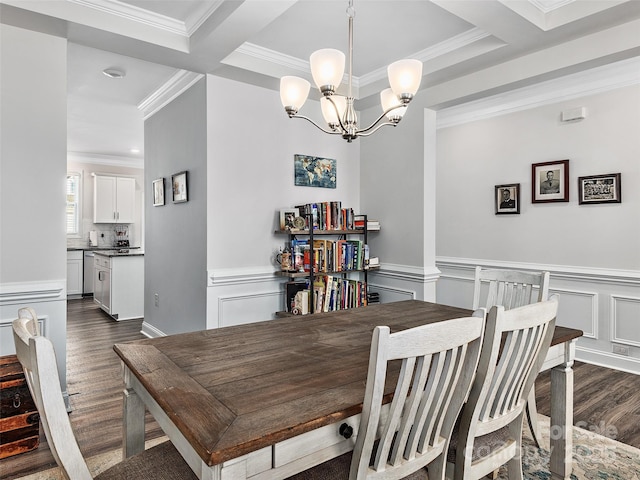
[367,291,380,304]
[295,202,356,231]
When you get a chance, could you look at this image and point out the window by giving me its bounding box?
[66,172,82,237]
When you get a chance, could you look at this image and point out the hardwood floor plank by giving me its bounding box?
[535,361,640,448]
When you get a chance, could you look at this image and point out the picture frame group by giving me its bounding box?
[495,158,621,215]
[152,170,189,206]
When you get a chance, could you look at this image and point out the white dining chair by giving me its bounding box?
[472,266,550,448]
[12,308,197,480]
[444,297,558,480]
[286,312,486,480]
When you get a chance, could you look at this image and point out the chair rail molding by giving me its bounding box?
[0,280,66,305]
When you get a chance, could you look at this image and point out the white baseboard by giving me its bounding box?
[576,346,640,376]
[141,321,167,338]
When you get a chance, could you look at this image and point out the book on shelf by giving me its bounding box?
[294,202,355,230]
[354,215,380,231]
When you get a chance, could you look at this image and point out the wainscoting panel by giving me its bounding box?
[549,287,598,339]
[437,258,640,374]
[611,295,640,347]
[218,291,283,328]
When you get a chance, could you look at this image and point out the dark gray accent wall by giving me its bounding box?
[144,78,207,334]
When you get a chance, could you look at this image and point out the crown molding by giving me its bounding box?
[67,152,143,169]
[437,56,640,128]
[183,0,224,36]
[69,0,187,36]
[138,70,204,120]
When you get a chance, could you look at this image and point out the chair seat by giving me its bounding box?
[447,426,513,464]
[285,451,430,480]
[95,441,197,480]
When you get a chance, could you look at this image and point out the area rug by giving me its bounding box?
[14,416,640,479]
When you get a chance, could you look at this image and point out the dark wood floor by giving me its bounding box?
[1,298,639,479]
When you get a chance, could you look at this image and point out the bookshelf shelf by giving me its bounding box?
[274,211,378,316]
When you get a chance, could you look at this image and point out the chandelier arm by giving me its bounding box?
[356,121,398,137]
[356,106,403,134]
[289,114,344,135]
[326,95,350,134]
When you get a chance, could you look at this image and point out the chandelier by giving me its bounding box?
[279,0,423,142]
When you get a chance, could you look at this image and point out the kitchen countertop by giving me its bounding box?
[67,246,141,252]
[93,249,144,257]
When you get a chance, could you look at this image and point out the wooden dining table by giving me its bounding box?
[114,300,582,480]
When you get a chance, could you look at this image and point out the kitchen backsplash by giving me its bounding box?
[67,222,137,249]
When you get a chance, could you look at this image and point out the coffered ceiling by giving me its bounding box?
[2,0,639,162]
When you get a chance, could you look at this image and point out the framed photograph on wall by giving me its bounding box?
[578,173,621,205]
[495,183,520,215]
[152,178,165,206]
[171,171,188,203]
[532,159,569,203]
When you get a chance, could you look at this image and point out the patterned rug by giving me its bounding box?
[495,415,640,479]
[14,416,640,479]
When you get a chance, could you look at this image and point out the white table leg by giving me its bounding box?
[122,365,145,458]
[549,340,576,480]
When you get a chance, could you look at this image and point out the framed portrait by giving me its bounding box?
[279,208,300,230]
[294,154,336,188]
[171,171,188,203]
[152,178,165,206]
[495,183,520,215]
[578,173,621,205]
[532,159,569,203]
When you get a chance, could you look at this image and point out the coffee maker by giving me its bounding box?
[114,224,130,248]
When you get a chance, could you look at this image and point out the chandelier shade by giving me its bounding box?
[380,88,407,121]
[279,0,423,142]
[280,76,311,114]
[388,59,423,100]
[310,49,346,94]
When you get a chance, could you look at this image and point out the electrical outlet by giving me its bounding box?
[154,293,159,307]
[612,344,629,356]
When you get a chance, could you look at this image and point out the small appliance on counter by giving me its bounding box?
[114,224,130,248]
[89,230,98,247]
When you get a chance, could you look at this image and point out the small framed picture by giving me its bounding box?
[495,183,520,215]
[152,178,165,206]
[171,171,188,203]
[578,173,621,205]
[279,208,299,230]
[532,159,569,203]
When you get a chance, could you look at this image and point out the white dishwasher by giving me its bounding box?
[83,251,95,295]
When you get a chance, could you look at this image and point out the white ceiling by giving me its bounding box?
[2,0,639,163]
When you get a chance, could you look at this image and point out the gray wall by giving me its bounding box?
[436,85,639,270]
[144,78,207,335]
[0,24,69,401]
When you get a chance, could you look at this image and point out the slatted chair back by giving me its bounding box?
[351,313,485,480]
[472,266,550,311]
[452,297,558,480]
[13,313,94,480]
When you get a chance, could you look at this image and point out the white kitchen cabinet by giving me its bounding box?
[67,250,83,297]
[94,252,144,320]
[93,175,136,223]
